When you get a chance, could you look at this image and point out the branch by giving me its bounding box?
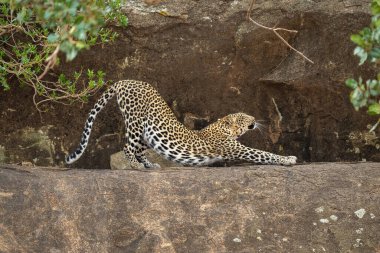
[247,0,314,64]
[369,118,380,132]
[37,45,60,80]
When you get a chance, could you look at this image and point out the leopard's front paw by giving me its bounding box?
[281,156,297,166]
[148,163,161,169]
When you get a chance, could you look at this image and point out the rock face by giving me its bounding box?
[0,0,379,169]
[0,163,379,252]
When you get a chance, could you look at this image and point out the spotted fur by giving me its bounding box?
[196,113,297,165]
[66,80,222,168]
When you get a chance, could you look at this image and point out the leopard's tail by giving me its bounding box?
[65,83,119,164]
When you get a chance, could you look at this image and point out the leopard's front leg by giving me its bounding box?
[223,140,297,166]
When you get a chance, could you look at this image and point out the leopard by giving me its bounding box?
[66,80,296,168]
[66,80,222,169]
[196,113,297,165]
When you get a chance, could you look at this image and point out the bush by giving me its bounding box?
[0,0,127,110]
[346,0,380,131]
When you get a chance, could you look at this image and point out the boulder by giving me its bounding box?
[0,163,379,252]
[110,150,181,169]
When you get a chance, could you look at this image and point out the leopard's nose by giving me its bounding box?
[248,124,255,129]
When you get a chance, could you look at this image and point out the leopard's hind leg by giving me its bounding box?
[122,118,160,169]
[135,140,161,169]
[121,119,147,169]
[123,145,144,169]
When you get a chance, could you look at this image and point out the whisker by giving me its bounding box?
[255,122,268,129]
[252,122,269,139]
[256,126,266,138]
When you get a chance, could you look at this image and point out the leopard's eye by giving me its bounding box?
[224,120,231,126]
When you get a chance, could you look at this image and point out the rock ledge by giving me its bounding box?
[0,163,379,252]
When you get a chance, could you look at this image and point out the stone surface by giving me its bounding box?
[0,163,379,252]
[110,150,181,169]
[0,0,379,169]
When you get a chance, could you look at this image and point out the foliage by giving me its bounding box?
[0,0,127,110]
[346,0,380,130]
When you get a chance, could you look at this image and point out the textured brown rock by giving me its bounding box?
[0,163,379,252]
[0,126,55,166]
[110,150,181,169]
[0,0,379,169]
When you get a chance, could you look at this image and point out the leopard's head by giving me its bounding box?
[216,113,256,139]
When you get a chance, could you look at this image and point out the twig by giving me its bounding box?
[247,0,314,64]
[369,118,380,132]
[37,45,60,80]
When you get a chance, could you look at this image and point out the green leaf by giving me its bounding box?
[44,10,52,20]
[75,41,87,49]
[89,80,96,88]
[118,15,128,26]
[367,79,378,89]
[73,71,81,80]
[66,48,78,61]
[0,77,10,91]
[88,36,97,46]
[368,103,380,115]
[58,74,67,84]
[374,17,380,28]
[354,46,365,57]
[69,1,79,16]
[87,69,94,79]
[47,33,59,43]
[371,1,380,15]
[346,79,358,89]
[370,47,380,59]
[351,34,364,46]
[1,4,7,16]
[370,89,380,96]
[16,7,27,24]
[96,70,105,78]
[81,95,89,103]
[359,51,368,65]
